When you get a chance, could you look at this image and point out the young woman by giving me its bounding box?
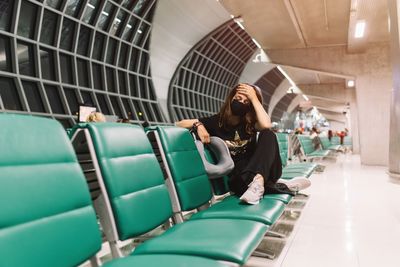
[177,83,309,204]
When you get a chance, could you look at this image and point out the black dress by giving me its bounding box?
[199,115,282,196]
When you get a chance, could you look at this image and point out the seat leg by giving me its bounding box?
[89,255,101,267]
[265,230,286,239]
[252,248,275,259]
[109,241,124,258]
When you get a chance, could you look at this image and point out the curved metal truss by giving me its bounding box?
[254,67,285,112]
[168,20,257,121]
[0,0,166,127]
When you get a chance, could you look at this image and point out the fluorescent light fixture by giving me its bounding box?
[126,24,132,29]
[235,21,245,30]
[230,14,235,19]
[252,38,261,49]
[355,20,365,38]
[102,11,109,16]
[87,3,95,9]
[137,29,143,34]
[303,95,309,101]
[347,80,355,87]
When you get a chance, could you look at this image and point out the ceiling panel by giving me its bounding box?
[317,74,346,84]
[220,0,304,49]
[281,66,319,84]
[291,0,351,47]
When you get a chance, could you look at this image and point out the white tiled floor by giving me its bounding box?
[249,153,400,267]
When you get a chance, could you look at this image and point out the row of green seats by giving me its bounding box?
[296,135,331,161]
[275,133,318,180]
[0,114,228,267]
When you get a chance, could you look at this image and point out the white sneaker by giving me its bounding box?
[277,176,311,192]
[239,175,265,205]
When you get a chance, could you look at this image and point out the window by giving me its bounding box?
[92,32,105,60]
[17,41,36,77]
[92,63,103,90]
[45,85,66,114]
[17,0,38,39]
[64,88,80,115]
[40,9,58,45]
[65,0,84,18]
[97,2,116,31]
[95,93,110,114]
[0,35,11,72]
[82,0,100,25]
[77,25,91,56]
[60,18,76,51]
[40,48,56,81]
[59,53,74,84]
[106,37,117,64]
[77,59,89,87]
[0,0,14,32]
[22,81,45,112]
[106,67,115,92]
[0,77,22,110]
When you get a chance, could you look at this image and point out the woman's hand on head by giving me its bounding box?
[197,125,211,144]
[236,84,258,103]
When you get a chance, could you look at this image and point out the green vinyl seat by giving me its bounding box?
[296,135,330,160]
[319,136,342,151]
[0,114,228,267]
[276,133,317,180]
[151,126,286,224]
[85,123,268,265]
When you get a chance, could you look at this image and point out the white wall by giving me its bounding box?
[150,0,230,121]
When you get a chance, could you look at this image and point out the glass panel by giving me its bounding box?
[95,93,110,114]
[44,85,66,114]
[129,74,138,96]
[65,0,84,18]
[129,47,138,71]
[77,59,89,87]
[139,52,147,74]
[81,90,94,106]
[110,9,127,37]
[92,63,103,90]
[64,87,79,115]
[138,76,146,98]
[60,18,76,51]
[106,67,115,92]
[121,0,136,10]
[44,0,63,10]
[40,9,58,45]
[92,32,105,60]
[40,48,56,81]
[118,43,128,68]
[109,96,122,117]
[17,41,36,77]
[0,35,11,72]
[106,37,117,64]
[22,81,45,112]
[59,53,74,84]
[0,0,14,32]
[121,16,139,41]
[0,77,22,110]
[17,0,38,39]
[77,25,91,56]
[132,100,143,120]
[121,98,134,119]
[82,0,100,25]
[152,103,163,122]
[133,0,147,15]
[118,71,127,95]
[97,2,116,31]
[142,101,153,121]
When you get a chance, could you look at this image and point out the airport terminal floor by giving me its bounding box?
[248,154,400,267]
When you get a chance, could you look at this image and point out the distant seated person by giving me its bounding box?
[117,118,131,123]
[86,112,106,123]
[176,83,310,205]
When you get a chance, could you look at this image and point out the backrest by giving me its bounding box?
[275,133,288,166]
[87,123,173,240]
[0,114,101,267]
[296,135,315,155]
[319,136,331,150]
[331,136,341,145]
[155,126,213,211]
[343,136,352,146]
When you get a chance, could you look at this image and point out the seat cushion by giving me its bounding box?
[189,195,285,225]
[104,254,229,267]
[263,193,293,204]
[132,218,268,265]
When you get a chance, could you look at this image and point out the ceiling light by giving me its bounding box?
[102,11,109,17]
[230,14,235,19]
[87,3,95,9]
[303,95,309,101]
[347,80,355,87]
[355,20,365,38]
[252,38,261,49]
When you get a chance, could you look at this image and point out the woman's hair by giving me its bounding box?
[86,112,106,122]
[218,83,263,134]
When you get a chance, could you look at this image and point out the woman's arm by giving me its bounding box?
[175,119,211,143]
[236,84,272,130]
